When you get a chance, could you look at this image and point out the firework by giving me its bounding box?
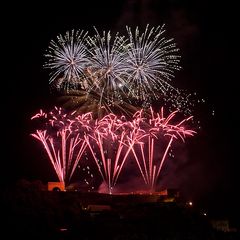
[86,28,130,104]
[130,108,195,191]
[44,30,89,90]
[44,25,183,111]
[31,107,195,193]
[125,24,181,102]
[55,89,139,119]
[31,107,92,184]
[34,25,199,193]
[84,114,129,193]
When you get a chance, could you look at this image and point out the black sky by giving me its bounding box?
[3,0,238,220]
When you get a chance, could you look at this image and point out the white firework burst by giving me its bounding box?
[125,24,181,102]
[44,25,185,112]
[44,29,89,90]
[86,27,130,104]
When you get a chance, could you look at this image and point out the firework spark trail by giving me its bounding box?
[31,130,64,182]
[117,112,148,185]
[130,107,196,191]
[31,107,195,192]
[85,114,136,194]
[31,108,92,184]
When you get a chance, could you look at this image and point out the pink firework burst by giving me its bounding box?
[31,107,93,184]
[31,107,196,193]
[130,108,196,191]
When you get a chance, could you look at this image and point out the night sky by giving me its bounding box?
[3,0,238,220]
